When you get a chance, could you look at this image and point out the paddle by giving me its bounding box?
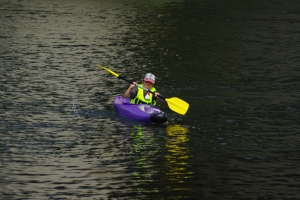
[97,65,189,115]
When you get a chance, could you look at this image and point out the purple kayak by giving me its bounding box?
[114,95,167,123]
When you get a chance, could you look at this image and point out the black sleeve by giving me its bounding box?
[130,86,138,99]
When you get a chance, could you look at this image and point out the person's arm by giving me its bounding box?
[151,91,161,104]
[124,82,137,98]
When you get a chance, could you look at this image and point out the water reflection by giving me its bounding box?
[165,125,194,193]
[111,124,194,198]
[129,126,156,183]
[125,125,158,197]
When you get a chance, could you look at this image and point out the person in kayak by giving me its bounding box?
[124,73,161,105]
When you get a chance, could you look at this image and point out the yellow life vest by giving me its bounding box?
[130,84,157,105]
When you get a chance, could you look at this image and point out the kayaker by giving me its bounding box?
[124,73,161,105]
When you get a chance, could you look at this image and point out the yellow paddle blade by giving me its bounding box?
[97,65,119,77]
[165,97,189,115]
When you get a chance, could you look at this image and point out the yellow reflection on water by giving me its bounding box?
[165,125,194,184]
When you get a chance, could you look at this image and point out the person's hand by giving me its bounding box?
[124,82,138,98]
[129,82,137,89]
[154,92,160,97]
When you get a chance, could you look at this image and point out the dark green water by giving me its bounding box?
[1,0,299,199]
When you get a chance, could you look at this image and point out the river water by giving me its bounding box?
[1,0,299,199]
